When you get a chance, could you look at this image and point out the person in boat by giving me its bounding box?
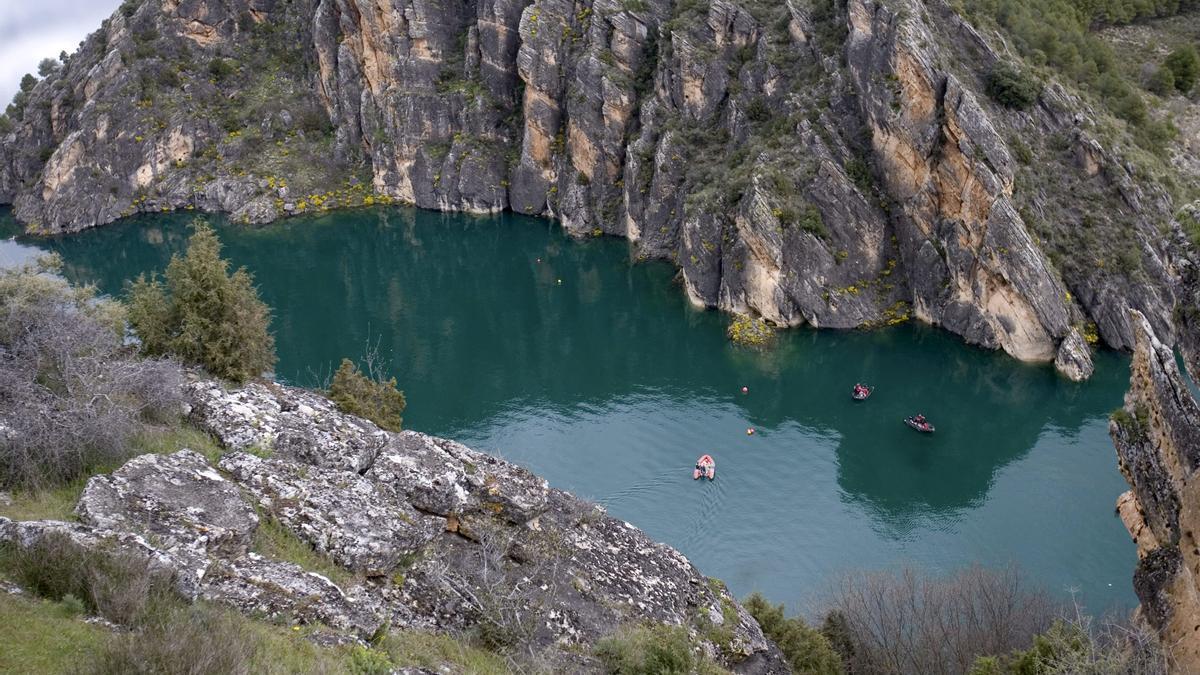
[854,383,868,395]
[914,413,926,425]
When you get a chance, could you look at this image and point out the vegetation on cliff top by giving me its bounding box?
[128,219,276,383]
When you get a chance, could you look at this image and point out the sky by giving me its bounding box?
[0,0,122,109]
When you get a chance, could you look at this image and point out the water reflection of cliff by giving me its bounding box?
[34,207,1131,533]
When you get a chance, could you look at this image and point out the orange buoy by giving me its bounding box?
[746,428,755,436]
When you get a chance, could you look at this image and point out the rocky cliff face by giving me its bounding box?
[0,0,1194,375]
[0,376,786,672]
[1111,310,1200,672]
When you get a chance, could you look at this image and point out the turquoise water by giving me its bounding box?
[0,206,1137,612]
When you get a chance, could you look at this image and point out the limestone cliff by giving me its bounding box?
[0,0,1195,376]
[0,376,787,672]
[1111,311,1200,672]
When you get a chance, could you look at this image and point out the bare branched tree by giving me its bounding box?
[0,256,183,489]
[826,565,1057,675]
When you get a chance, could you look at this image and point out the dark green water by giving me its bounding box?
[0,206,1137,612]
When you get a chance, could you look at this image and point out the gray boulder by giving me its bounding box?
[186,380,387,474]
[75,449,258,559]
[1054,328,1094,382]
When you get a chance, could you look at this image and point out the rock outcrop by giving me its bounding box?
[0,0,1193,376]
[0,377,786,672]
[1111,311,1200,671]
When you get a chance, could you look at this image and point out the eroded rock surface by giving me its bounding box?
[76,449,259,558]
[219,451,441,575]
[0,379,785,672]
[0,0,1193,376]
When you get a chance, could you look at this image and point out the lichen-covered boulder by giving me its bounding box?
[219,451,442,575]
[200,553,384,635]
[368,431,550,524]
[75,450,258,559]
[186,380,386,473]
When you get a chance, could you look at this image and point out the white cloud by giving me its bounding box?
[0,1,122,109]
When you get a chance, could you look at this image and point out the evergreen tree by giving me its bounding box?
[127,220,275,383]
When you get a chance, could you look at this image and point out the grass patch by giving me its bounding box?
[595,624,729,675]
[252,516,355,588]
[131,423,226,464]
[0,591,109,673]
[0,422,224,523]
[377,631,511,674]
[0,477,90,522]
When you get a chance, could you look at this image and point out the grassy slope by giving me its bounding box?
[0,424,225,522]
[0,592,109,673]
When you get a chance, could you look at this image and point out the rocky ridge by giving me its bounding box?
[0,0,1196,377]
[0,377,786,673]
[1111,310,1200,671]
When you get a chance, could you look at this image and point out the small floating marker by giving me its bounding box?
[741,386,749,394]
[557,278,563,285]
[746,427,755,436]
[536,257,542,263]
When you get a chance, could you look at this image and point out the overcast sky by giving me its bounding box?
[0,1,122,109]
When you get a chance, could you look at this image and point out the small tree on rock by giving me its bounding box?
[986,63,1041,109]
[328,358,406,431]
[127,220,275,383]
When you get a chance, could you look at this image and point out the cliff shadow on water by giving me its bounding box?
[3,206,1136,611]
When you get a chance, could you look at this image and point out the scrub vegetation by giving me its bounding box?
[0,255,183,491]
[727,314,777,348]
[329,356,407,432]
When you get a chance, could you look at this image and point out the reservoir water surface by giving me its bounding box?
[0,206,1136,613]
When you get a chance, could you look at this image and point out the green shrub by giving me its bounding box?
[1163,45,1200,94]
[127,220,276,384]
[208,58,236,82]
[594,625,713,675]
[329,358,406,431]
[728,314,776,348]
[1149,65,1176,96]
[798,204,828,238]
[743,593,843,675]
[986,63,1041,109]
[347,645,394,675]
[967,617,1167,674]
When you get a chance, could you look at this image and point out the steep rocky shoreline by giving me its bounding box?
[0,376,786,672]
[1,0,1197,378]
[1111,311,1200,671]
